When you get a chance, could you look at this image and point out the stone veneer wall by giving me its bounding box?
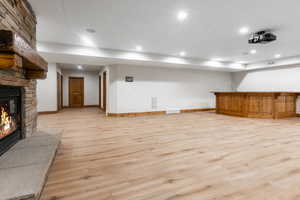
[0,0,38,138]
[0,68,37,137]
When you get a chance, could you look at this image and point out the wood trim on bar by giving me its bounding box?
[214,92,300,95]
[297,114,300,117]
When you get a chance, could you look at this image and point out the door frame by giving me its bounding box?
[99,75,102,109]
[61,74,63,109]
[57,73,63,111]
[69,77,84,108]
[103,71,107,112]
[57,72,61,111]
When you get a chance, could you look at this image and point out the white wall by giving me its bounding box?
[62,70,99,106]
[37,63,58,112]
[232,65,300,92]
[107,65,232,114]
[232,65,300,113]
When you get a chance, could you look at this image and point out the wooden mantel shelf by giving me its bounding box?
[0,30,48,79]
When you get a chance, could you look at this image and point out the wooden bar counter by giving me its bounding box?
[214,92,299,119]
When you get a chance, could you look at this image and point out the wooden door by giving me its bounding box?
[103,72,107,112]
[57,73,63,111]
[69,77,84,108]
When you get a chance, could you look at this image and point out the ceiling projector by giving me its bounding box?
[248,30,277,44]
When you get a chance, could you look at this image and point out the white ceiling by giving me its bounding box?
[29,0,300,70]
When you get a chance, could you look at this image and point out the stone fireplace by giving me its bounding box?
[0,1,59,200]
[0,0,47,155]
[0,69,38,155]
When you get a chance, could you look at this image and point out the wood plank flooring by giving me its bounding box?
[38,108,300,200]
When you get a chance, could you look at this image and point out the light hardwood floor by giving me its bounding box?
[38,108,300,200]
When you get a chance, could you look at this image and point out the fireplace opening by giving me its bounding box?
[0,103,17,139]
[0,86,22,156]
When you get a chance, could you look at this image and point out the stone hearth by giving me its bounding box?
[0,130,61,200]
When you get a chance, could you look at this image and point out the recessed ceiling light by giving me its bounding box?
[205,60,223,68]
[239,26,250,35]
[274,54,281,58]
[80,35,95,47]
[179,51,186,57]
[136,45,143,51]
[230,62,246,69]
[177,11,188,22]
[86,28,96,33]
[250,49,257,54]
[78,65,83,70]
[212,57,224,62]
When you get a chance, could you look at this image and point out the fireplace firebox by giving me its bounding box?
[0,86,22,156]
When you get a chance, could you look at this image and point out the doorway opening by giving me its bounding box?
[103,72,107,112]
[57,73,63,111]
